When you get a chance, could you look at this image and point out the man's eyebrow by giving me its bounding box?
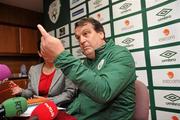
[81,29,91,33]
[75,34,79,39]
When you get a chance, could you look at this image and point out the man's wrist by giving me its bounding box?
[54,50,70,68]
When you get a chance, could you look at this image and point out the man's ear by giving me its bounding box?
[98,31,105,40]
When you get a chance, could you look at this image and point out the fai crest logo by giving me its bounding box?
[97,59,105,70]
[48,0,61,24]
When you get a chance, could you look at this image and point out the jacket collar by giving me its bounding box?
[95,39,114,59]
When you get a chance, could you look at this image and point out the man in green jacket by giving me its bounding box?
[37,18,136,120]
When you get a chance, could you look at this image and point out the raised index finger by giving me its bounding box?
[37,24,49,38]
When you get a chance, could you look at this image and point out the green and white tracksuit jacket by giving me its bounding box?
[54,40,136,120]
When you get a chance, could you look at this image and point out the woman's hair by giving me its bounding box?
[37,39,44,63]
[75,17,105,40]
[37,39,41,51]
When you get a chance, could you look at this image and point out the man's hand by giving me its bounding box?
[37,24,65,62]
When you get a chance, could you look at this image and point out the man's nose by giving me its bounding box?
[79,36,86,44]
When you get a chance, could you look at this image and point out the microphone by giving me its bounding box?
[0,97,28,117]
[0,64,11,81]
[30,100,58,120]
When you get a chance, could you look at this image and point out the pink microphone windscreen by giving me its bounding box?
[30,100,58,120]
[0,64,11,81]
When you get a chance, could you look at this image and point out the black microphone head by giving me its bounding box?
[0,104,5,117]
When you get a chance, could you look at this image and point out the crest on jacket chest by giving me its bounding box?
[97,59,105,70]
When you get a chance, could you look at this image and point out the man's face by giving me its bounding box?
[75,23,104,58]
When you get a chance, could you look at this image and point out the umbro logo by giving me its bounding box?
[160,50,177,58]
[164,93,180,102]
[156,8,172,16]
[122,38,134,44]
[119,3,132,10]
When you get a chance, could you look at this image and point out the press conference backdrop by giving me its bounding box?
[43,0,180,120]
